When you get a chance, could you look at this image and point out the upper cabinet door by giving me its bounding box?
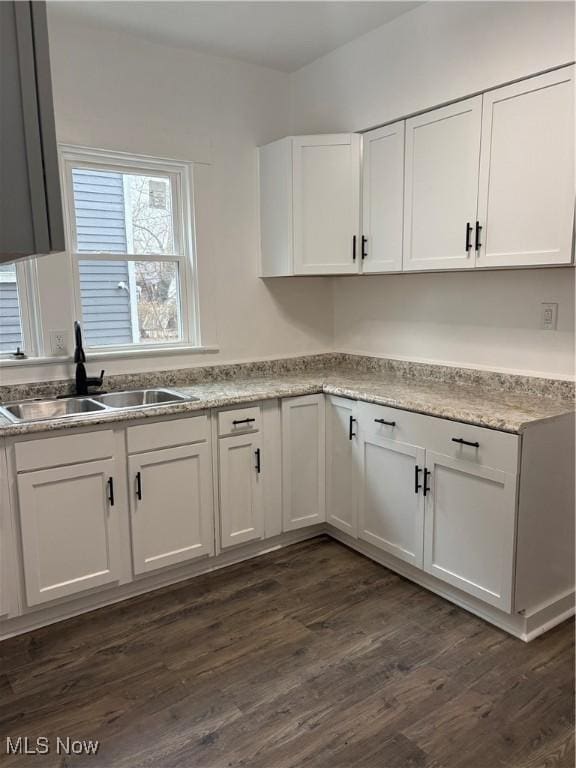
[361,122,405,273]
[477,66,575,268]
[403,97,482,271]
[293,134,361,275]
[0,2,64,262]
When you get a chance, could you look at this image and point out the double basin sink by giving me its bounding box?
[0,388,197,424]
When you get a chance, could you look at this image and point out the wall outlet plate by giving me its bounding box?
[49,330,70,356]
[540,302,558,331]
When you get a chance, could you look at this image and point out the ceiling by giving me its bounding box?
[48,1,423,72]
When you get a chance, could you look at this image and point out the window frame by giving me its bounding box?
[59,145,200,353]
[0,259,41,359]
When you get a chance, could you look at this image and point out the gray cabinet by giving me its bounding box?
[0,1,64,262]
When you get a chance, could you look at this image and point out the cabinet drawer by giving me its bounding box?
[424,417,519,475]
[127,415,209,454]
[358,401,519,474]
[15,430,114,472]
[218,406,261,437]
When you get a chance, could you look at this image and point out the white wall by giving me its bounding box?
[292,1,576,378]
[1,13,332,385]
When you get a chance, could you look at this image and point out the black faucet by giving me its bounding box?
[74,321,105,396]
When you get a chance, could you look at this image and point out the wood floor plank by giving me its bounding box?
[0,537,573,768]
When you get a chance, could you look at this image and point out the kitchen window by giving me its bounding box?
[0,262,39,359]
[60,146,198,352]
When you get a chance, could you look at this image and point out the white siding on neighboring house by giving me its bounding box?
[0,264,23,353]
[73,169,134,346]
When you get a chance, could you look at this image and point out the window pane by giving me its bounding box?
[79,260,181,347]
[0,264,24,354]
[72,168,175,255]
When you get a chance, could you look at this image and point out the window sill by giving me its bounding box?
[0,345,220,368]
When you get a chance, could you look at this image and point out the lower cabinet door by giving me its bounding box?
[219,433,264,548]
[357,433,425,567]
[326,396,357,537]
[282,394,326,531]
[17,459,121,606]
[129,443,214,575]
[423,451,517,611]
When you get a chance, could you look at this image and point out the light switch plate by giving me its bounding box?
[540,302,558,331]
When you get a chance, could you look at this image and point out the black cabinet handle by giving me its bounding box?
[361,236,368,260]
[465,222,473,252]
[136,471,142,501]
[255,448,261,474]
[452,437,480,448]
[352,235,357,262]
[349,415,356,440]
[475,221,482,251]
[423,468,431,497]
[107,477,115,507]
[374,418,396,427]
[233,418,256,426]
[414,466,422,494]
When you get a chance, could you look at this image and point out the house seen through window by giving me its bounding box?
[63,149,196,350]
[0,263,24,355]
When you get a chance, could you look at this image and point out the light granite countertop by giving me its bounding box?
[0,368,573,438]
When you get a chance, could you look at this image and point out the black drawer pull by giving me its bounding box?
[136,471,142,501]
[465,222,473,252]
[255,448,261,474]
[352,234,357,262]
[361,236,368,260]
[423,468,431,497]
[232,418,256,426]
[374,418,396,427]
[107,477,115,507]
[452,437,480,448]
[349,415,356,440]
[414,466,422,494]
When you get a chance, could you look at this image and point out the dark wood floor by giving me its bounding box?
[0,537,574,768]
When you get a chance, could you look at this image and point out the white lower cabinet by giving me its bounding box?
[357,430,425,568]
[327,400,521,612]
[219,432,264,548]
[17,458,122,606]
[325,396,357,536]
[282,394,326,531]
[129,443,214,575]
[423,451,517,611]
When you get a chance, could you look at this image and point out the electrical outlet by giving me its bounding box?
[49,330,70,356]
[540,302,558,331]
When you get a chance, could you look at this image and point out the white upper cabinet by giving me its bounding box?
[361,121,405,273]
[403,97,482,271]
[476,66,575,268]
[259,134,361,276]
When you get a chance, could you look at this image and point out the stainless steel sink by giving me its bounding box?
[91,388,193,408]
[0,397,107,423]
[0,388,196,424]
